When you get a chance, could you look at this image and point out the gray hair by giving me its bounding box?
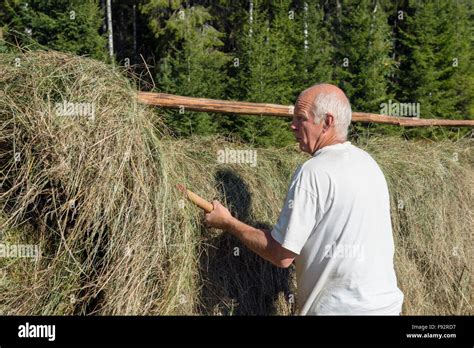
[311,91,352,140]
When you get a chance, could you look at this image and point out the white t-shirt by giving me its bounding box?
[271,141,404,315]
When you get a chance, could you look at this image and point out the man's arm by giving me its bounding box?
[204,201,297,268]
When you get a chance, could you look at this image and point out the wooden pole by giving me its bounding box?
[138,92,292,117]
[137,92,474,127]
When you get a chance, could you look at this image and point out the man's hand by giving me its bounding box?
[204,200,234,230]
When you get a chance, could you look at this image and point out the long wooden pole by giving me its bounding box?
[137,92,474,127]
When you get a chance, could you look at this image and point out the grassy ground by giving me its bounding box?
[0,51,472,315]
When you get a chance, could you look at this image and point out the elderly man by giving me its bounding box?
[204,83,404,315]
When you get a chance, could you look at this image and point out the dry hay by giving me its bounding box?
[0,51,471,315]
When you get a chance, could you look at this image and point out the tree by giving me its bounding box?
[0,0,108,60]
[397,0,473,139]
[330,0,397,137]
[231,0,297,147]
[293,1,334,91]
[142,1,231,136]
[106,0,113,59]
[333,0,395,112]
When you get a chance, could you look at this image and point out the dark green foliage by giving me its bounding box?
[142,1,231,136]
[0,0,472,144]
[396,0,473,139]
[0,0,107,60]
[230,0,296,146]
[332,0,400,137]
[293,1,334,91]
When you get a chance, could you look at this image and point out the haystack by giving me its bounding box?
[0,51,471,315]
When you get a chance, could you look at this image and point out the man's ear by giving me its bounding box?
[323,113,335,131]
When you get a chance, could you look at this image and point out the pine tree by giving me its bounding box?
[142,1,231,136]
[231,0,297,147]
[330,0,396,137]
[334,0,395,113]
[1,0,108,60]
[293,1,334,91]
[397,0,473,139]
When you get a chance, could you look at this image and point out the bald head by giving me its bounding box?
[295,83,352,140]
[298,84,349,107]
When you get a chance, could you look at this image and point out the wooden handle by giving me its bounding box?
[177,184,213,213]
[138,92,474,127]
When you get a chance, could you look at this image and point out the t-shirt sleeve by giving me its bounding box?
[271,177,321,255]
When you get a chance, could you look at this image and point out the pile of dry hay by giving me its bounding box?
[0,51,472,315]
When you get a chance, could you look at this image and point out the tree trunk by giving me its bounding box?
[106,0,114,60]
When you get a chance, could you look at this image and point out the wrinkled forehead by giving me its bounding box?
[294,90,319,118]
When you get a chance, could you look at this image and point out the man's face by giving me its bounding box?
[291,96,322,154]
